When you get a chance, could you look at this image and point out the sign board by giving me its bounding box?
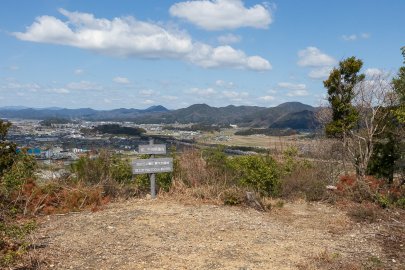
[132,158,173,174]
[138,144,166,155]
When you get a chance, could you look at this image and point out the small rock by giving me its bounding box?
[326,185,337,190]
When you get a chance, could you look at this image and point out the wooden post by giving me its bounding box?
[149,138,156,199]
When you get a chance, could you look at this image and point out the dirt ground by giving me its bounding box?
[33,198,404,270]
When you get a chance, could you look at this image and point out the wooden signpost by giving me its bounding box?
[132,138,173,199]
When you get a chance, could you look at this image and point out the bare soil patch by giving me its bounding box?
[33,199,404,269]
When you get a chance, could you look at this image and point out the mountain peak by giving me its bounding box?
[145,105,169,112]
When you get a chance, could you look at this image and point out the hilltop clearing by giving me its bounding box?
[32,199,404,269]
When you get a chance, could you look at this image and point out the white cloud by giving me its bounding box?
[221,90,248,100]
[278,82,306,90]
[14,9,193,58]
[2,82,40,92]
[142,99,155,105]
[187,44,271,70]
[215,79,234,88]
[162,95,179,101]
[47,88,70,94]
[258,95,275,101]
[297,47,336,67]
[14,9,271,71]
[8,65,19,71]
[286,90,309,97]
[297,47,336,80]
[342,33,370,41]
[74,69,84,75]
[308,66,332,79]
[169,0,272,30]
[66,81,102,90]
[113,76,130,84]
[360,33,370,39]
[186,87,217,96]
[217,33,241,44]
[278,82,309,97]
[139,89,156,96]
[267,89,277,94]
[342,34,357,41]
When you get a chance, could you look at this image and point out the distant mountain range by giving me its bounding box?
[0,102,320,130]
[0,105,169,121]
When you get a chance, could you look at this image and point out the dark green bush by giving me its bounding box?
[1,154,37,198]
[71,151,132,185]
[228,155,280,196]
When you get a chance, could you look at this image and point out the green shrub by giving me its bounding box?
[0,120,17,177]
[395,197,405,209]
[71,151,133,185]
[228,155,280,196]
[110,156,133,184]
[0,220,36,267]
[222,188,244,205]
[1,154,37,197]
[203,146,228,172]
[283,146,299,174]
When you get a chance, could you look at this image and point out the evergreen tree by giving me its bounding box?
[392,46,405,123]
[323,57,365,173]
[323,57,365,138]
[0,120,17,177]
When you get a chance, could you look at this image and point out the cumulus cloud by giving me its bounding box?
[66,80,102,90]
[297,47,336,67]
[113,76,130,84]
[221,90,248,101]
[187,44,271,70]
[278,82,306,90]
[2,82,40,92]
[162,95,179,101]
[13,9,271,71]
[139,89,156,96]
[297,47,336,79]
[278,82,309,97]
[142,99,155,105]
[74,68,84,75]
[169,0,272,30]
[47,88,70,94]
[215,79,234,88]
[342,33,370,41]
[217,33,241,44]
[186,87,217,96]
[258,95,275,101]
[308,66,333,79]
[286,90,309,97]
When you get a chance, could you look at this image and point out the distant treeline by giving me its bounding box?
[164,124,230,133]
[235,128,298,136]
[39,118,73,126]
[94,124,146,136]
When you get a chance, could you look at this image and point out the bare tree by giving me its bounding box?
[347,74,397,177]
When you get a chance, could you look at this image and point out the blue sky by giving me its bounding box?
[0,0,404,109]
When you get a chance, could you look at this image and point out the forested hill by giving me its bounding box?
[0,102,319,130]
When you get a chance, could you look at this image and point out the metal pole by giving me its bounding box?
[149,138,156,199]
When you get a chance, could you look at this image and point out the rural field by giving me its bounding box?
[33,198,404,270]
[192,128,313,151]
